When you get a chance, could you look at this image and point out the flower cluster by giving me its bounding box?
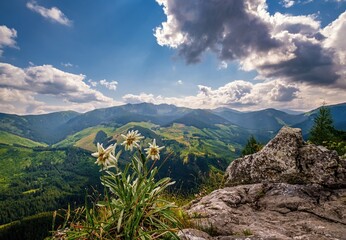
[54,130,178,240]
[91,130,165,168]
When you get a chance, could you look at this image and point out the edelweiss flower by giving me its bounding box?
[121,130,144,151]
[92,143,117,168]
[145,139,164,161]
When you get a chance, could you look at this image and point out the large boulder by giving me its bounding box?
[180,127,346,239]
[225,127,346,187]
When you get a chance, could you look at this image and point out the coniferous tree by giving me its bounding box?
[309,106,335,145]
[242,135,263,156]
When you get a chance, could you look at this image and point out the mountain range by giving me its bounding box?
[0,102,345,226]
[0,102,345,145]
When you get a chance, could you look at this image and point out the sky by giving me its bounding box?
[0,0,345,115]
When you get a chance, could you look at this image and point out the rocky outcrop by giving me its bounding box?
[225,127,346,188]
[180,127,346,240]
[182,183,346,239]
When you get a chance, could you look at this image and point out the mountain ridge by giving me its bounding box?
[0,102,345,145]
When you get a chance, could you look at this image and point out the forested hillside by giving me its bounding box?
[0,146,100,225]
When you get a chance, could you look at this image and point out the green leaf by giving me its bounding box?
[117,209,124,233]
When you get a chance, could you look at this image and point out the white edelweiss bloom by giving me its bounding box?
[145,139,165,161]
[92,143,118,168]
[121,130,144,151]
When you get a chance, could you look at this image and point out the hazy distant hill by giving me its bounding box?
[0,111,79,144]
[0,102,345,145]
[167,109,231,129]
[212,108,307,131]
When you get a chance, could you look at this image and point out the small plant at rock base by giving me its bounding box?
[196,167,225,198]
[51,130,181,239]
[229,228,254,237]
[199,221,218,237]
[191,212,203,219]
[323,140,346,156]
[242,228,253,236]
[172,208,193,230]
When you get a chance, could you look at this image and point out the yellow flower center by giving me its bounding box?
[126,136,135,145]
[99,152,105,162]
[150,148,158,155]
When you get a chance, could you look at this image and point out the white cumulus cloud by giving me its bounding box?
[123,93,157,104]
[0,62,120,114]
[0,25,18,56]
[27,1,72,26]
[0,88,40,114]
[322,11,346,65]
[99,79,118,91]
[218,61,228,70]
[122,80,303,110]
[121,79,346,111]
[321,11,346,88]
[88,79,98,87]
[281,0,295,8]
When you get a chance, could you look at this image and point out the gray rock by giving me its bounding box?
[224,127,346,187]
[178,228,213,240]
[183,183,346,240]
[181,127,346,240]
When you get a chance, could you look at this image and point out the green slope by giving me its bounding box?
[53,122,247,161]
[0,131,47,148]
[157,123,246,161]
[53,125,116,151]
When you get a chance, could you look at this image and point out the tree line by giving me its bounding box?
[242,105,346,156]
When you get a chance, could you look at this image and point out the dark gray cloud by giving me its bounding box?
[156,0,280,64]
[155,0,344,87]
[260,40,339,85]
[268,82,299,102]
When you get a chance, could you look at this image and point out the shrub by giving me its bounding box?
[323,140,346,156]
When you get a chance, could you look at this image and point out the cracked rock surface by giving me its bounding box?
[225,127,346,188]
[179,127,346,240]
